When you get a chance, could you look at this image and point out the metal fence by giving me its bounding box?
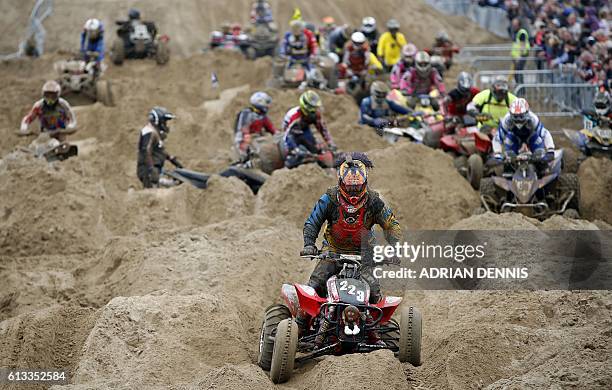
[474,68,579,89]
[1,0,54,60]
[467,56,540,71]
[514,83,598,117]
[456,44,539,63]
[424,0,510,38]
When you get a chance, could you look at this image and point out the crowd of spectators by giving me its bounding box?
[478,0,611,89]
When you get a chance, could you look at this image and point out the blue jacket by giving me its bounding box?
[494,112,555,154]
[80,31,105,63]
[359,96,410,128]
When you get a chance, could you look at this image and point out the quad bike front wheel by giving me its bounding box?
[479,177,500,213]
[554,173,581,213]
[381,318,400,351]
[258,304,291,370]
[270,318,298,383]
[110,40,125,65]
[467,154,484,190]
[156,40,170,65]
[398,307,422,366]
[95,80,114,106]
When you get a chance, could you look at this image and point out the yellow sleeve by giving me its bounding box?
[398,33,407,47]
[377,33,388,58]
[508,93,517,104]
[369,52,382,70]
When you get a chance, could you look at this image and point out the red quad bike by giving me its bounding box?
[440,114,493,190]
[258,252,423,384]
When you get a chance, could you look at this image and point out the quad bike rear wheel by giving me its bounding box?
[258,304,291,371]
[257,139,284,174]
[270,318,298,383]
[479,177,500,213]
[156,40,170,65]
[398,307,422,366]
[110,40,125,65]
[467,154,484,190]
[95,79,114,106]
[554,173,581,213]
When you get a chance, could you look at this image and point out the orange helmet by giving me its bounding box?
[336,152,373,208]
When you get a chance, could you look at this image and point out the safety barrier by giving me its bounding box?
[1,0,54,60]
[514,83,598,117]
[474,68,580,89]
[468,56,539,72]
[424,0,510,38]
[457,44,538,63]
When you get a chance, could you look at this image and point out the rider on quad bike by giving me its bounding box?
[21,80,77,142]
[299,152,402,346]
[80,18,105,70]
[494,98,555,175]
[445,71,480,120]
[250,0,274,25]
[467,76,517,130]
[340,32,371,79]
[430,30,459,70]
[282,90,336,168]
[583,91,612,128]
[234,91,278,159]
[280,20,318,71]
[400,51,446,110]
[390,43,417,89]
[360,81,410,132]
[328,24,352,58]
[136,106,180,188]
[359,17,379,54]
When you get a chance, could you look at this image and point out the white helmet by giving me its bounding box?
[351,31,366,46]
[361,16,376,34]
[84,18,102,39]
[249,91,272,114]
[42,80,61,105]
[415,51,431,77]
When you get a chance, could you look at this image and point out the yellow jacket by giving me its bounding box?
[377,31,407,66]
[471,89,517,128]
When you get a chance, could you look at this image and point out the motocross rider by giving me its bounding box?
[377,19,407,71]
[494,98,555,174]
[281,19,318,71]
[250,0,274,25]
[430,30,459,70]
[445,72,480,119]
[234,91,278,159]
[327,24,352,58]
[282,90,336,168]
[390,43,417,89]
[80,18,105,70]
[583,91,612,128]
[360,81,410,132]
[400,51,446,110]
[117,8,157,48]
[341,32,371,78]
[300,152,402,345]
[467,76,517,130]
[136,107,179,188]
[360,17,379,54]
[20,80,77,142]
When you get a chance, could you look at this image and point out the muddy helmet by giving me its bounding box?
[42,80,61,105]
[250,91,272,114]
[148,106,176,134]
[491,76,509,102]
[335,152,374,208]
[299,90,322,120]
[361,16,376,34]
[593,91,610,116]
[457,72,474,94]
[290,19,304,36]
[351,31,367,47]
[509,98,530,129]
[370,81,390,103]
[436,30,449,42]
[128,8,140,20]
[415,51,431,77]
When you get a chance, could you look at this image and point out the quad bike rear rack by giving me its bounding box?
[481,190,575,217]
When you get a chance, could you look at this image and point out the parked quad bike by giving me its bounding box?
[110,20,170,65]
[244,22,279,59]
[440,114,493,190]
[54,55,113,106]
[258,252,422,384]
[479,150,580,220]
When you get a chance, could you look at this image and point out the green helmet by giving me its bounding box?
[299,90,322,117]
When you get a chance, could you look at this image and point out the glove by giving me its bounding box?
[467,109,479,117]
[20,123,29,134]
[373,118,390,128]
[533,149,546,161]
[168,155,183,168]
[300,245,318,257]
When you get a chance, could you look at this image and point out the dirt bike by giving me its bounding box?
[269,56,335,90]
[54,52,113,106]
[479,150,580,220]
[110,20,170,65]
[258,252,422,383]
[440,114,493,189]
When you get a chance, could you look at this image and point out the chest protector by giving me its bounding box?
[347,45,367,73]
[288,34,308,56]
[41,103,68,131]
[329,203,368,249]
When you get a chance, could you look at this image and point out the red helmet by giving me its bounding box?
[509,98,530,128]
